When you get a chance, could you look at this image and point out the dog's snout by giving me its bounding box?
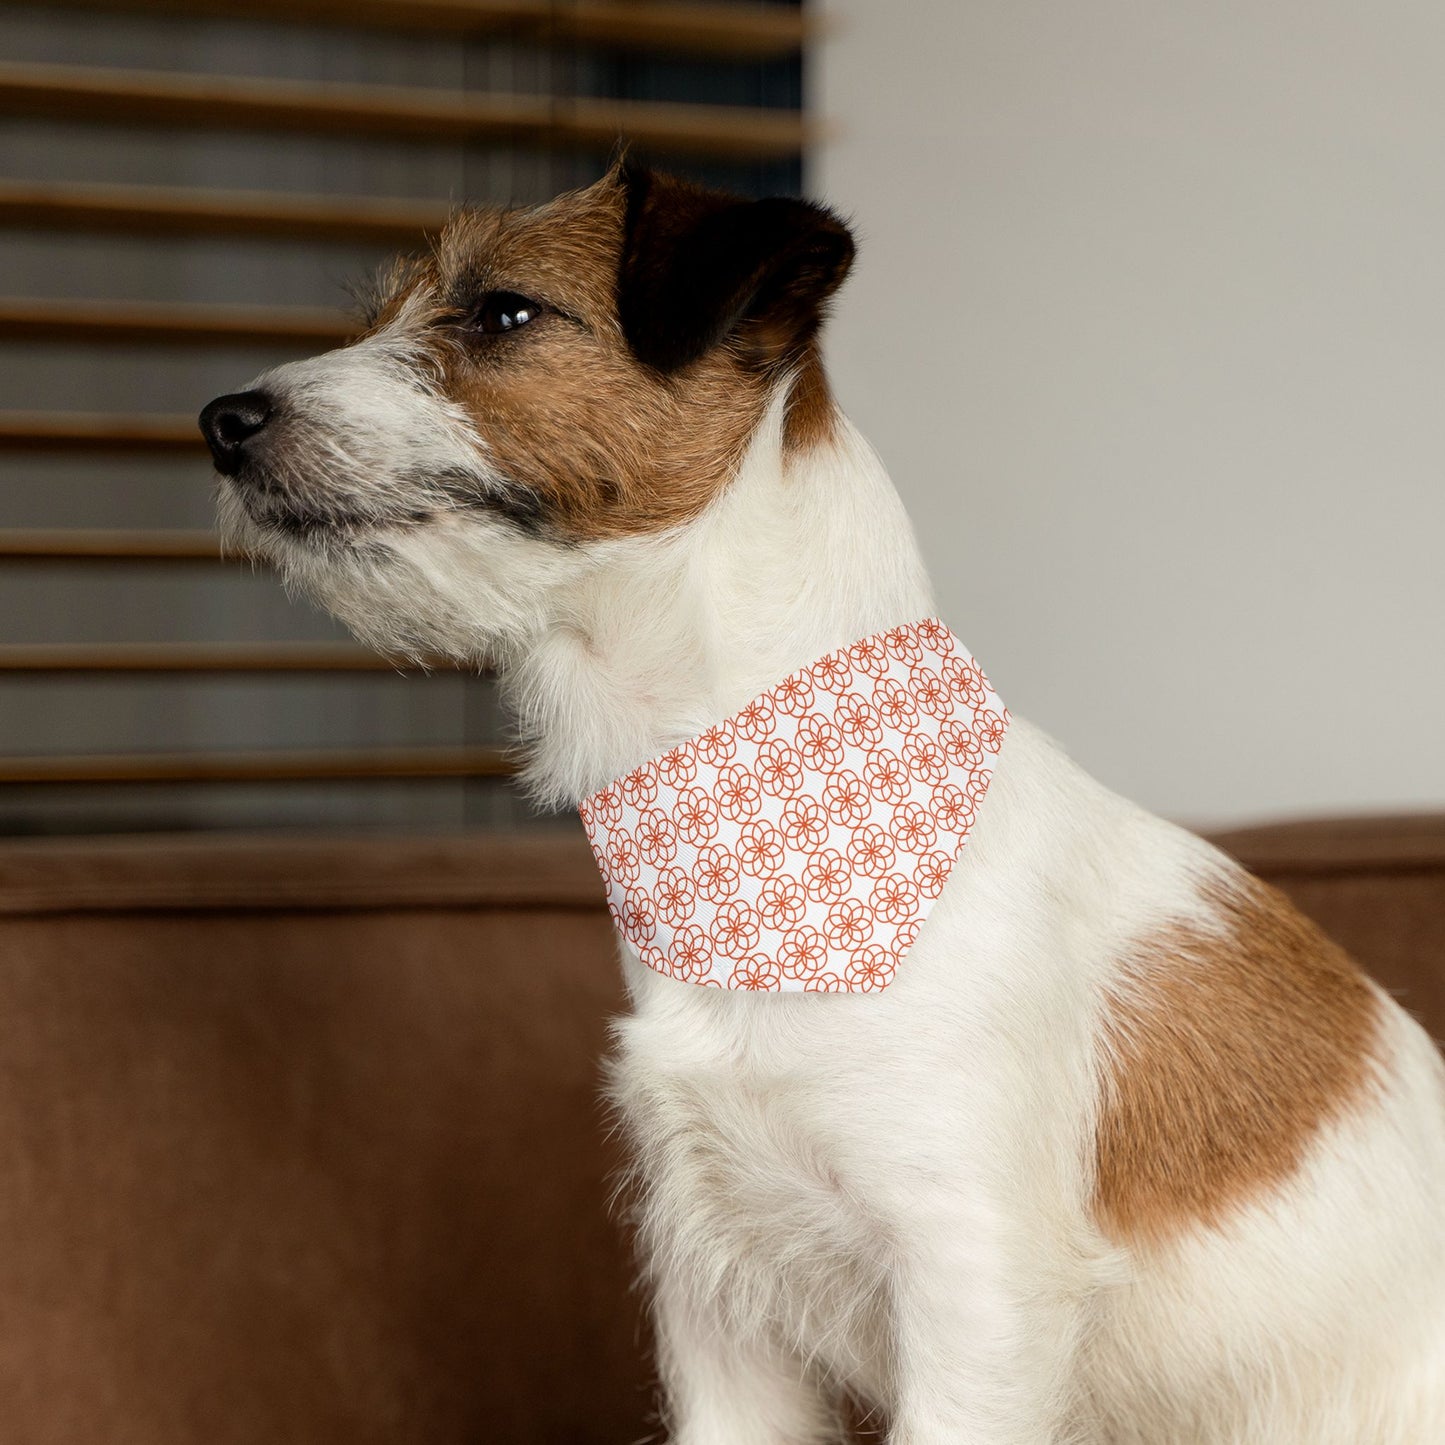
[199,390,274,476]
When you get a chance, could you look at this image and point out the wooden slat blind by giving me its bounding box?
[0,746,512,785]
[0,643,420,673]
[32,0,811,59]
[0,413,205,452]
[0,0,812,816]
[0,62,813,163]
[0,181,448,245]
[0,298,354,348]
[0,529,221,561]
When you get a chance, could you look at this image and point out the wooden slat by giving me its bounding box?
[0,745,513,784]
[0,296,353,349]
[0,643,418,673]
[0,413,203,452]
[28,0,811,60]
[0,179,448,245]
[0,61,811,162]
[0,528,221,561]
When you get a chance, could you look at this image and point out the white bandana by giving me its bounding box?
[579,619,1007,993]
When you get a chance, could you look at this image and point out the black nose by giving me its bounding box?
[199,390,273,475]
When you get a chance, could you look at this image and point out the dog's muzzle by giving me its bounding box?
[199,390,274,477]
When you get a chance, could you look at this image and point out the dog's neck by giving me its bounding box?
[502,391,936,808]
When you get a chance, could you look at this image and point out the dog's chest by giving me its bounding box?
[611,979,895,1388]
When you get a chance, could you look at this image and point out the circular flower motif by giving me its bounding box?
[638,945,668,977]
[711,899,762,958]
[824,897,873,949]
[910,665,954,720]
[620,888,657,945]
[635,806,678,866]
[863,748,910,804]
[939,719,984,769]
[916,619,953,654]
[835,692,884,748]
[889,801,938,854]
[729,953,782,991]
[928,782,974,835]
[695,843,740,903]
[780,796,830,850]
[847,635,889,678]
[775,669,815,716]
[779,925,827,979]
[757,873,806,929]
[942,655,987,708]
[606,835,641,887]
[883,625,923,664]
[736,694,776,743]
[902,734,947,784]
[714,763,762,823]
[796,713,845,771]
[895,919,922,955]
[846,944,897,992]
[592,787,622,827]
[695,719,737,768]
[802,849,851,903]
[736,819,785,879]
[869,872,920,924]
[674,787,719,847]
[811,652,855,694]
[975,708,1007,754]
[872,678,919,732]
[754,739,803,799]
[822,770,871,828]
[805,974,846,993]
[967,767,995,807]
[670,923,713,982]
[620,763,658,807]
[653,865,697,925]
[577,798,593,830]
[847,823,896,878]
[655,741,698,788]
[916,848,955,899]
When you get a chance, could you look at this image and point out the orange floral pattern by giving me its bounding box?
[581,619,1007,993]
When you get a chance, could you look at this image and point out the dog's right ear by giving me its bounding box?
[616,162,855,375]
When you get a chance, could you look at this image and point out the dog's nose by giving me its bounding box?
[199,390,273,475]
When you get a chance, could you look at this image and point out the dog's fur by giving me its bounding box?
[205,164,1445,1443]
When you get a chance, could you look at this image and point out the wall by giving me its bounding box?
[812,0,1445,827]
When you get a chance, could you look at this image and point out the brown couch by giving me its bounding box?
[0,816,1440,1444]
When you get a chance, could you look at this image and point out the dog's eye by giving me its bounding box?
[471,291,543,335]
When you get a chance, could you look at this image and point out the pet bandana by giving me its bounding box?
[579,619,1007,993]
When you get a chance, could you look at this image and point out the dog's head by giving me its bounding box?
[200,163,854,661]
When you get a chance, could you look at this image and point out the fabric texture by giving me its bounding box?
[579,619,1008,992]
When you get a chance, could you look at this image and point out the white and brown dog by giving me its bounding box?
[201,164,1445,1444]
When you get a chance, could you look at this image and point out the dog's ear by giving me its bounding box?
[616,162,855,374]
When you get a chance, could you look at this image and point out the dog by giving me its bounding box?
[200,162,1445,1443]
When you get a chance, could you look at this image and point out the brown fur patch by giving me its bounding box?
[1094,873,1382,1246]
[368,175,817,541]
[782,344,840,457]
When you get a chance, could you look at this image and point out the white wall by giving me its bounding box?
[812,0,1445,827]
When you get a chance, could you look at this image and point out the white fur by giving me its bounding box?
[221,349,1445,1443]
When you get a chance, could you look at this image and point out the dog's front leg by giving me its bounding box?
[653,1274,841,1445]
[885,1195,1089,1445]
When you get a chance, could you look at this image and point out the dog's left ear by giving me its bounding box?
[616,162,855,375]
